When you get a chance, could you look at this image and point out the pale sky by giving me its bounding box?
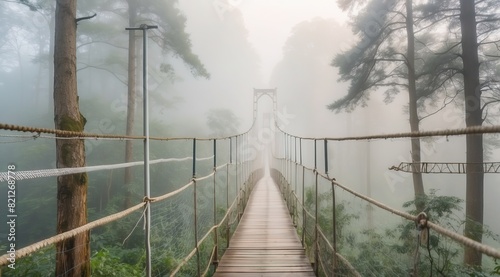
[232,0,348,82]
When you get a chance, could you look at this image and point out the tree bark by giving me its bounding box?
[460,0,484,267]
[48,5,56,114]
[53,0,90,276]
[124,0,137,208]
[406,0,425,212]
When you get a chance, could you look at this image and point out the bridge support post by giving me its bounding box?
[300,139,306,246]
[226,138,232,248]
[314,139,319,275]
[213,139,219,268]
[301,166,306,247]
[332,180,337,275]
[125,23,158,277]
[192,139,201,276]
[325,139,338,275]
[225,161,230,248]
[236,136,242,222]
[293,137,298,227]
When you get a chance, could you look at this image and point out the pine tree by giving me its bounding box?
[331,0,426,211]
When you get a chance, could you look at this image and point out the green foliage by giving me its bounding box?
[330,0,404,112]
[147,0,210,78]
[90,248,142,277]
[397,190,464,276]
[353,229,408,276]
[1,247,54,276]
[403,189,463,219]
[493,259,500,275]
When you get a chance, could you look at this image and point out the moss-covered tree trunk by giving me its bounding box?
[124,0,138,209]
[460,0,484,267]
[53,0,90,276]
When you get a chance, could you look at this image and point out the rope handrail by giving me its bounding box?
[149,181,194,203]
[217,196,239,229]
[427,221,500,259]
[194,171,216,182]
[0,156,214,183]
[150,163,229,203]
[276,124,500,141]
[202,247,217,277]
[12,121,500,144]
[170,248,197,276]
[335,253,362,277]
[0,122,253,141]
[0,201,146,266]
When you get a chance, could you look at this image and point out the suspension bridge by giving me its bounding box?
[1,88,500,276]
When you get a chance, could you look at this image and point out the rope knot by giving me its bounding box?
[416,212,429,247]
[416,212,428,230]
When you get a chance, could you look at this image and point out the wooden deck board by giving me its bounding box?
[213,175,315,277]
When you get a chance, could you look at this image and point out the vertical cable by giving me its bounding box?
[324,139,329,176]
[213,139,218,266]
[226,139,230,248]
[314,139,319,274]
[192,139,200,276]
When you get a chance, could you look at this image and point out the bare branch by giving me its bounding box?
[482,99,500,110]
[476,17,500,24]
[420,90,460,121]
[77,64,127,86]
[479,39,500,46]
[374,58,406,63]
[75,13,97,24]
[77,40,128,50]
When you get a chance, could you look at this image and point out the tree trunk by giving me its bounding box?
[406,0,425,212]
[48,6,56,114]
[53,0,90,276]
[460,0,484,267]
[124,0,137,208]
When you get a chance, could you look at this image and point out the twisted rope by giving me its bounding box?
[0,122,253,141]
[0,202,145,266]
[277,124,500,141]
[314,166,500,260]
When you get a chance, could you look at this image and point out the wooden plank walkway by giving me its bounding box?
[214,174,315,277]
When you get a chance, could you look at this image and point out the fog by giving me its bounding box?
[1,0,500,266]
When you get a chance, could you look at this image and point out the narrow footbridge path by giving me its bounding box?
[214,172,315,277]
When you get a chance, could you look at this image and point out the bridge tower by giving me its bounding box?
[253,88,277,122]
